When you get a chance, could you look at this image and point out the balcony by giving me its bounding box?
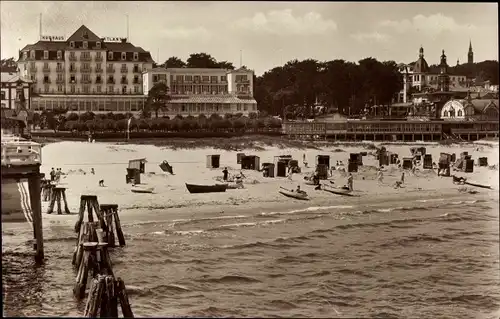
[29,66,37,72]
[94,68,103,73]
[56,68,64,73]
[237,79,250,83]
[43,79,51,84]
[133,68,141,73]
[42,67,51,73]
[133,79,141,84]
[95,56,103,62]
[56,78,65,84]
[80,56,91,61]
[81,67,91,73]
[121,68,128,73]
[107,79,115,84]
[107,67,115,73]
[69,55,77,61]
[120,79,128,84]
[69,78,77,84]
[82,78,91,84]
[69,68,78,73]
[95,79,102,84]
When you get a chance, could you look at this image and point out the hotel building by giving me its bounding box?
[16,25,154,114]
[142,67,258,117]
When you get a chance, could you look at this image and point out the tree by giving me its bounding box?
[186,53,218,68]
[1,57,17,72]
[163,56,186,68]
[216,61,235,70]
[146,82,171,118]
[67,112,79,121]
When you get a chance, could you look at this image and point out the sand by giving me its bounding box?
[25,140,496,226]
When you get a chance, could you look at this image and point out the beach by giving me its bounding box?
[2,139,499,318]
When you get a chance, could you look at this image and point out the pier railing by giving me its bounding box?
[1,136,42,166]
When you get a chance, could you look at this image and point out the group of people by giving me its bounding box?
[49,168,64,183]
[222,167,246,184]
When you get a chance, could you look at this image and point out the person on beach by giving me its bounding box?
[303,153,308,168]
[347,173,353,191]
[377,168,384,184]
[50,168,56,182]
[55,168,61,183]
[401,172,405,184]
[91,168,95,175]
[222,167,229,181]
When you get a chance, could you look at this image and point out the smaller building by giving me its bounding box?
[1,72,33,111]
[441,98,499,121]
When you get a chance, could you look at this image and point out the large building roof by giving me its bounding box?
[468,99,498,113]
[413,56,430,73]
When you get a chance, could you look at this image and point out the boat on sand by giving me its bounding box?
[131,185,155,194]
[279,186,309,200]
[322,184,354,196]
[185,183,228,194]
[464,180,492,189]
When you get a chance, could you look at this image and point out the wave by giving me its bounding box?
[201,275,261,284]
[268,299,298,309]
[259,205,355,217]
[169,214,248,226]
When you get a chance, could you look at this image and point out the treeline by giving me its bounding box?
[33,111,282,134]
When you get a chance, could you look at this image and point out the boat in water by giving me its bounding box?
[185,183,228,194]
[131,185,155,194]
[279,187,309,200]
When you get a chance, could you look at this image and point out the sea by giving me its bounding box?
[2,195,499,318]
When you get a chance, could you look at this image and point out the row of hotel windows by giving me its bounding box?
[32,99,145,112]
[36,74,141,84]
[35,85,141,94]
[153,74,249,83]
[27,62,142,72]
[24,49,139,61]
[410,74,466,82]
[173,103,257,113]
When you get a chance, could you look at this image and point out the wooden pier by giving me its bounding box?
[1,134,44,262]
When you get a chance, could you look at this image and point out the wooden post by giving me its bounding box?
[28,172,44,263]
[47,187,71,214]
[117,278,134,318]
[74,195,108,234]
[100,204,125,247]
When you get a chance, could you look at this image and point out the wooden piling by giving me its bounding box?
[41,183,54,202]
[83,275,134,318]
[47,187,71,214]
[74,195,108,234]
[100,204,125,247]
[117,278,134,318]
[28,172,44,262]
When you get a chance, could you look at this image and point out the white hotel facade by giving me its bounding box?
[142,67,257,117]
[15,24,258,117]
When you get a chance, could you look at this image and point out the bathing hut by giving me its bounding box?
[349,153,363,166]
[478,157,488,167]
[236,153,246,164]
[389,153,398,165]
[128,158,146,174]
[402,157,413,170]
[241,155,260,170]
[464,159,474,173]
[262,163,275,178]
[206,155,221,168]
[439,153,451,169]
[316,155,330,168]
[347,159,358,172]
[450,153,456,162]
[274,155,292,177]
[423,154,433,169]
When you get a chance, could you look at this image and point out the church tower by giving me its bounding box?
[468,40,474,64]
[437,50,450,92]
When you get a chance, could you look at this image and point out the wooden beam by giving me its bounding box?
[28,171,44,262]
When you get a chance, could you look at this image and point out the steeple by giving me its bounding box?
[468,40,474,64]
[419,45,424,58]
[456,58,459,66]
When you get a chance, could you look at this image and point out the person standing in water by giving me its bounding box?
[222,167,229,181]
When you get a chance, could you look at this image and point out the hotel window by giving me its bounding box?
[194,75,200,82]
[108,51,113,60]
[121,52,126,60]
[96,75,102,83]
[70,51,76,59]
[23,51,28,59]
[202,76,209,82]
[70,63,75,72]
[97,86,101,93]
[108,86,113,93]
[44,85,49,93]
[96,63,101,71]
[30,50,35,58]
[57,74,63,81]
[83,85,90,93]
[70,75,76,83]
[221,76,226,82]
[57,85,63,92]
[133,52,138,61]
[153,75,158,82]
[43,50,49,59]
[70,41,75,48]
[96,52,102,59]
[176,75,183,82]
[70,85,75,93]
[185,75,192,81]
[57,50,62,59]
[43,62,49,70]
[96,42,101,49]
[134,86,139,93]
[83,41,88,49]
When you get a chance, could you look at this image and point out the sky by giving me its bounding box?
[1,1,498,75]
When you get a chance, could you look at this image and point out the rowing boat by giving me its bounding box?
[322,184,354,196]
[185,183,228,194]
[279,187,309,200]
[464,181,492,189]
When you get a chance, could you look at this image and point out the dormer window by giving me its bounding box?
[83,31,89,39]
[108,51,113,60]
[43,50,49,59]
[70,41,75,48]
[83,41,88,49]
[57,50,62,59]
[121,52,126,60]
[133,52,138,61]
[23,52,27,59]
[30,50,35,59]
[96,42,101,49]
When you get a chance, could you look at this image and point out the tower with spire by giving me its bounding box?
[468,40,474,64]
[437,50,450,92]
